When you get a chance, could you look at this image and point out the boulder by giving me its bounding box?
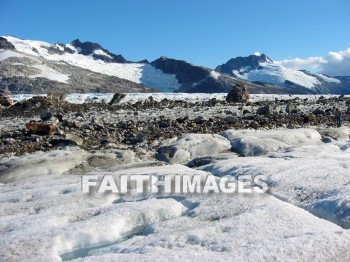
[40,112,53,121]
[26,122,55,136]
[0,94,13,107]
[226,83,250,103]
[109,92,126,105]
[285,101,298,114]
[257,104,273,115]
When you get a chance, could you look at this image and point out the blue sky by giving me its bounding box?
[1,0,349,69]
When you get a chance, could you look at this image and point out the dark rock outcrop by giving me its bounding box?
[71,39,127,63]
[216,54,273,77]
[0,37,15,50]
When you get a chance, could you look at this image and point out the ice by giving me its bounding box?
[1,152,350,261]
[221,128,322,156]
[237,62,320,89]
[0,149,86,183]
[205,137,350,228]
[156,134,231,163]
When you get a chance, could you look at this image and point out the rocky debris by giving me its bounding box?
[257,104,273,115]
[226,83,250,103]
[0,94,13,107]
[26,122,55,136]
[1,95,349,156]
[108,92,126,105]
[0,37,15,50]
[313,107,326,115]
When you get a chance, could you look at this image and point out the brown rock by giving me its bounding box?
[0,94,13,107]
[26,122,55,135]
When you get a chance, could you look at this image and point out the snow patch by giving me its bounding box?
[29,64,69,83]
[210,71,220,80]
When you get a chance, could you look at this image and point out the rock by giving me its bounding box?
[313,107,326,115]
[65,134,84,146]
[186,156,214,168]
[0,37,15,50]
[224,116,236,123]
[249,121,260,129]
[40,112,53,121]
[0,94,13,107]
[257,105,273,115]
[26,122,55,136]
[194,116,208,124]
[109,92,126,105]
[285,101,297,114]
[226,83,250,103]
[47,92,66,103]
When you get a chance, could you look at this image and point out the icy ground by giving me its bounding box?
[1,127,350,261]
[9,92,350,105]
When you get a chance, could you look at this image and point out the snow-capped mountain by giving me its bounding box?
[0,36,276,94]
[1,36,349,94]
[216,53,350,94]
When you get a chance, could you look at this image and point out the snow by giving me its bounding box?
[92,49,112,59]
[3,36,181,92]
[209,70,220,80]
[29,64,70,83]
[0,49,27,61]
[314,73,341,83]
[237,62,320,89]
[1,126,350,261]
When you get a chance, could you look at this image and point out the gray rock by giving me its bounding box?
[109,92,126,105]
[257,105,273,115]
[226,83,250,103]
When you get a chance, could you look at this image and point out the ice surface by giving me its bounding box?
[1,151,350,261]
[205,138,350,228]
[221,128,322,156]
[157,134,231,163]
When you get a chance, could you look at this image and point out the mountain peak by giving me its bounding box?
[69,39,127,63]
[215,53,273,76]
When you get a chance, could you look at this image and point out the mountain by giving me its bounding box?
[1,36,349,94]
[215,53,350,94]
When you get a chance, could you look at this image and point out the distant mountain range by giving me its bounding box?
[0,36,349,94]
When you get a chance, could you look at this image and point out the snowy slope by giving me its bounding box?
[216,53,347,93]
[2,36,180,92]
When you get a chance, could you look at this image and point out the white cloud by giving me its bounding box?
[276,48,350,76]
[253,52,261,56]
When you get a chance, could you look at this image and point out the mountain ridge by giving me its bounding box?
[1,36,349,94]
